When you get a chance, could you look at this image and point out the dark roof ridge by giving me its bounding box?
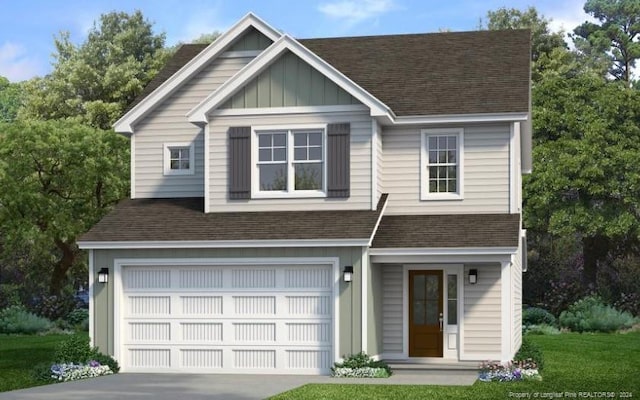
[298,28,531,42]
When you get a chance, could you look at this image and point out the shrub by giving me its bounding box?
[331,352,391,378]
[0,305,52,334]
[50,362,113,382]
[524,324,561,335]
[523,307,556,327]
[29,293,77,321]
[514,335,544,371]
[53,334,119,373]
[64,308,89,330]
[0,284,21,309]
[559,296,637,333]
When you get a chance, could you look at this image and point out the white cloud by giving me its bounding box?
[0,42,43,82]
[318,0,396,27]
[543,0,596,36]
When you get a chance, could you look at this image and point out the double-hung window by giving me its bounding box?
[420,128,463,200]
[255,127,325,197]
[163,142,195,176]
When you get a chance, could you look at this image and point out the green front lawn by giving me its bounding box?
[271,332,640,400]
[0,334,73,392]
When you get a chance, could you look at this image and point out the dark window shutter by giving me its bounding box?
[327,123,350,198]
[228,127,251,199]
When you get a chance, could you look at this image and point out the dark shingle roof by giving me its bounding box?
[371,214,520,248]
[79,195,387,242]
[125,29,530,117]
[300,30,530,116]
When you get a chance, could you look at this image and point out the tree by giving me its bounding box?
[190,32,222,44]
[485,7,568,82]
[573,0,640,87]
[20,10,168,129]
[524,72,640,287]
[0,120,129,295]
[0,77,22,123]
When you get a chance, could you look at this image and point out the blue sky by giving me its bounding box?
[0,0,592,82]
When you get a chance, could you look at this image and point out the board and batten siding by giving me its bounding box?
[133,55,254,198]
[381,124,511,214]
[220,51,359,109]
[463,263,502,357]
[208,111,373,212]
[92,247,365,362]
[381,264,403,354]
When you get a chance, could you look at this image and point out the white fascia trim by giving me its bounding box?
[393,112,529,126]
[204,124,210,213]
[88,249,94,347]
[113,12,281,134]
[509,123,518,214]
[78,238,370,250]
[367,196,388,247]
[370,119,378,211]
[187,35,393,123]
[369,247,518,256]
[210,104,369,117]
[130,134,136,199]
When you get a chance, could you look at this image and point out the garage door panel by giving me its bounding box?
[125,268,171,289]
[181,295,223,314]
[129,296,171,315]
[181,322,223,342]
[232,268,276,288]
[120,264,334,374]
[179,269,223,289]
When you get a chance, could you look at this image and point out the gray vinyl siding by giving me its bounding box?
[91,247,364,361]
[381,264,403,354]
[381,124,511,214]
[133,55,254,198]
[221,51,359,109]
[227,27,272,51]
[208,111,373,212]
[463,263,502,356]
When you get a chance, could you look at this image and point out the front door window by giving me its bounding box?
[409,270,443,357]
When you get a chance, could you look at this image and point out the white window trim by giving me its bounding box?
[163,142,195,176]
[251,124,328,199]
[420,128,464,201]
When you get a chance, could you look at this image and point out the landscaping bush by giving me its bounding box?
[29,292,77,321]
[478,360,541,382]
[514,335,544,371]
[559,296,637,333]
[331,352,391,378]
[524,324,561,335]
[523,307,556,327]
[53,334,120,373]
[0,284,21,309]
[0,305,52,334]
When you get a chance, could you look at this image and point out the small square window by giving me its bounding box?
[164,143,194,176]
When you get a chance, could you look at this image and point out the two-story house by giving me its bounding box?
[78,13,531,375]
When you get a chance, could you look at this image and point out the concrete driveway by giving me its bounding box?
[1,371,477,400]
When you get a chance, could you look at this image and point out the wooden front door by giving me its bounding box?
[409,270,443,357]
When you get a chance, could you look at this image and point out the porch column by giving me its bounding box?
[500,261,513,362]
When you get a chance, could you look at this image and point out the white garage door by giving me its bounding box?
[117,263,335,374]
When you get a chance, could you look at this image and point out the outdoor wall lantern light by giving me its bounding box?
[469,269,478,284]
[343,266,354,283]
[98,268,109,284]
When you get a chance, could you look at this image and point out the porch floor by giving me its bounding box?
[386,360,478,372]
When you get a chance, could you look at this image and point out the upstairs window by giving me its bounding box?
[421,128,463,200]
[163,143,195,176]
[254,127,325,197]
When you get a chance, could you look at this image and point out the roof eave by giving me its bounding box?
[187,34,394,124]
[78,238,371,250]
[113,12,282,134]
